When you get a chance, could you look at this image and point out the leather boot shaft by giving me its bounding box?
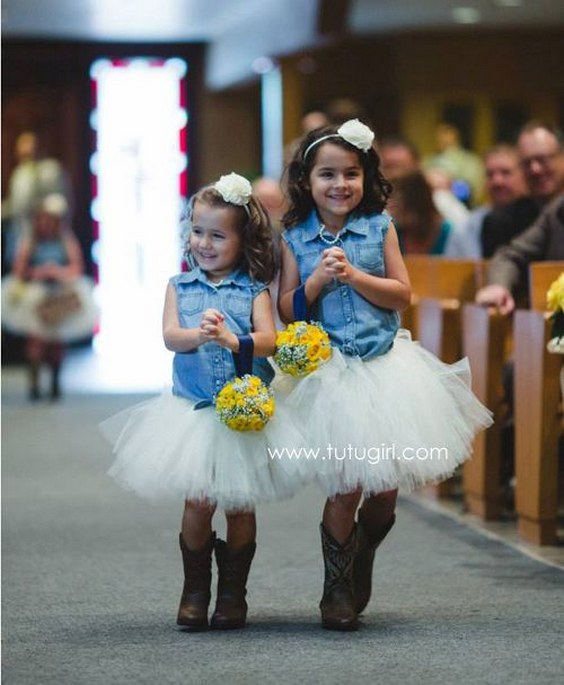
[177,532,215,630]
[210,538,256,630]
[319,523,359,631]
[353,513,395,614]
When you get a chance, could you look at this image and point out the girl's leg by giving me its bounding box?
[210,509,257,630]
[358,488,397,529]
[177,499,216,631]
[319,489,362,631]
[181,498,216,550]
[25,336,46,400]
[225,510,256,549]
[323,489,362,543]
[354,488,398,614]
[45,342,64,400]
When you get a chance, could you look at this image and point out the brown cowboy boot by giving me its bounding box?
[319,523,359,631]
[177,532,215,631]
[353,512,395,614]
[210,538,256,630]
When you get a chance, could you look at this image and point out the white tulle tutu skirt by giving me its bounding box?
[1,275,98,342]
[272,329,493,498]
[100,388,311,511]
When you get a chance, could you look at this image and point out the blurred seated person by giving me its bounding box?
[423,122,485,206]
[2,131,72,270]
[325,97,369,127]
[284,107,331,164]
[378,135,421,179]
[252,176,286,232]
[425,167,470,229]
[388,170,462,255]
[445,144,525,258]
[251,176,286,329]
[379,135,470,232]
[481,121,563,258]
[476,193,564,314]
[474,194,564,495]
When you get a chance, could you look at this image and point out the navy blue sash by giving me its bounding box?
[194,334,254,411]
[293,285,309,321]
[233,334,254,376]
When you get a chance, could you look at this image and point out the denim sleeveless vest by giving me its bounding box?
[30,240,68,266]
[283,211,399,360]
[170,267,274,402]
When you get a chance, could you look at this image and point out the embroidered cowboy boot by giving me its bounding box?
[177,532,215,631]
[210,538,256,630]
[353,511,395,614]
[319,523,359,631]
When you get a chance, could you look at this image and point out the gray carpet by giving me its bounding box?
[2,384,564,685]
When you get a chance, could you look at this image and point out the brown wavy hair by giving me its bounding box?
[282,123,392,228]
[183,186,276,284]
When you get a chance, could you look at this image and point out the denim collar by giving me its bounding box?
[177,265,252,288]
[300,210,370,243]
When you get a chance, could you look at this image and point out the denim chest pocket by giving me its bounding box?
[297,249,321,278]
[177,290,204,315]
[355,243,383,274]
[223,293,251,316]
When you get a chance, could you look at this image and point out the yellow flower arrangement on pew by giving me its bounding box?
[274,321,332,377]
[215,374,275,431]
[546,272,564,355]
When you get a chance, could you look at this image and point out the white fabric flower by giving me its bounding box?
[40,193,68,218]
[214,173,252,206]
[337,119,375,152]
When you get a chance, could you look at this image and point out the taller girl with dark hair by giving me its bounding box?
[102,173,305,632]
[278,120,492,631]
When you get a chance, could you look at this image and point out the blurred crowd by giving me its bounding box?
[253,98,564,265]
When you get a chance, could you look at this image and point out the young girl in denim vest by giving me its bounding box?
[278,120,492,631]
[2,193,97,400]
[103,173,305,631]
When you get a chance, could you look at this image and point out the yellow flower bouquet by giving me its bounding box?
[546,272,564,354]
[215,374,275,431]
[274,321,332,377]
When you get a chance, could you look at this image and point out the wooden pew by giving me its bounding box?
[462,304,511,518]
[402,256,485,343]
[401,256,435,337]
[514,262,564,544]
[407,259,485,497]
[417,259,486,363]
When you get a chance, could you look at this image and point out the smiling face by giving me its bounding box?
[484,149,524,207]
[517,128,561,200]
[308,142,365,230]
[189,200,242,281]
[379,144,419,180]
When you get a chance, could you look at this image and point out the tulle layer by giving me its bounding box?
[272,329,493,498]
[1,276,98,341]
[100,389,310,511]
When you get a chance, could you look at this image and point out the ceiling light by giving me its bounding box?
[452,7,481,23]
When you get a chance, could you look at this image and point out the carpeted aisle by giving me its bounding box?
[2,377,563,685]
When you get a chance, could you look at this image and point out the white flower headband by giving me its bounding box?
[214,172,252,216]
[302,118,375,161]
